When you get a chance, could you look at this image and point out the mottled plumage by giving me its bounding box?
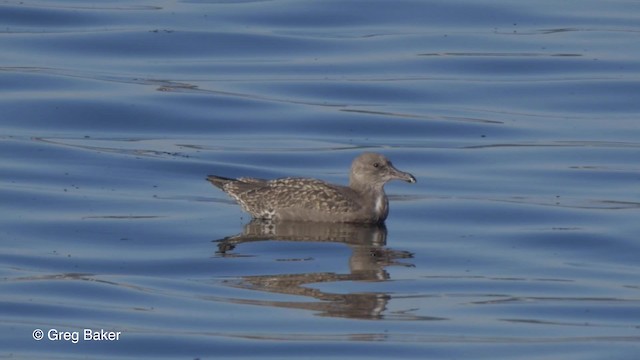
[207,152,416,224]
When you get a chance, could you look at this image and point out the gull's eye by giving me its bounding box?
[373,162,380,168]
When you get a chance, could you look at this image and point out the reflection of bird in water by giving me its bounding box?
[210,220,439,321]
[207,152,416,224]
[216,219,386,251]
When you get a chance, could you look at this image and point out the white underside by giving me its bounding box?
[374,194,385,215]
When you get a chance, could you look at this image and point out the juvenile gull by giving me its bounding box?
[207,152,416,224]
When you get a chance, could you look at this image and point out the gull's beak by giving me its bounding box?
[389,164,417,183]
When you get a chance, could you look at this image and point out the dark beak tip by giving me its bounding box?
[403,174,416,183]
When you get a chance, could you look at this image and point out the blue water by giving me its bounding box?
[1,1,639,359]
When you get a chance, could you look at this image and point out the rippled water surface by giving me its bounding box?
[1,1,639,359]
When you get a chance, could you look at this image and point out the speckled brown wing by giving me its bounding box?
[218,178,356,220]
[257,178,359,213]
